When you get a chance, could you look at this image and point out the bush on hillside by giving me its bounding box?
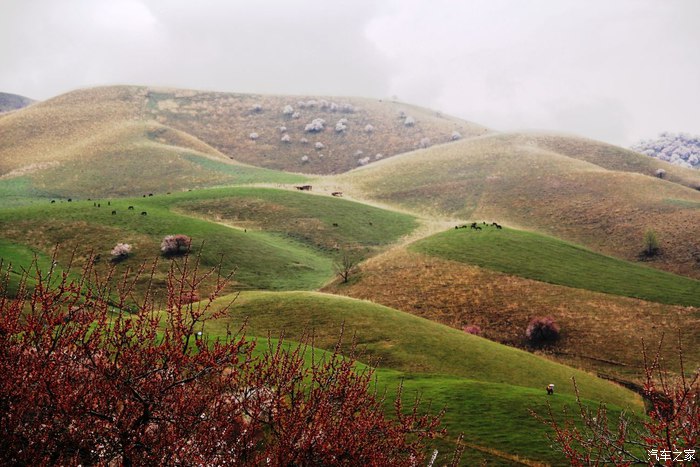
[281,134,291,143]
[404,116,415,127]
[161,234,192,256]
[305,118,325,133]
[364,124,375,133]
[525,316,560,347]
[110,243,132,260]
[642,229,660,258]
[451,131,462,141]
[282,105,294,116]
[462,324,481,336]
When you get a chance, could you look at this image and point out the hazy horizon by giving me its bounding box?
[2,0,698,147]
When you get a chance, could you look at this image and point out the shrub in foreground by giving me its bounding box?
[0,254,445,465]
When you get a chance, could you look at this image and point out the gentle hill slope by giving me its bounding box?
[207,290,642,409]
[334,133,700,278]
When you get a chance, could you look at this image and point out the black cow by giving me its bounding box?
[141,211,147,216]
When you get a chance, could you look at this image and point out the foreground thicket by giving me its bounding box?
[538,335,699,465]
[0,253,443,466]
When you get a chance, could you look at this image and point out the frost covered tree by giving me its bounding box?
[301,155,309,163]
[451,131,462,141]
[279,126,287,133]
[251,104,263,112]
[281,134,291,143]
[364,124,375,134]
[249,132,259,140]
[404,116,415,127]
[282,105,294,116]
[314,142,324,150]
[631,132,700,169]
[418,137,431,148]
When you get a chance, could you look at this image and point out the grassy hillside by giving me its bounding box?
[207,291,641,409]
[0,86,489,195]
[201,291,643,464]
[0,187,417,294]
[513,132,700,191]
[413,226,700,307]
[323,247,700,381]
[145,88,489,174]
[162,186,418,257]
[334,133,700,279]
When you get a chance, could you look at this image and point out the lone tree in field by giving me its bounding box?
[334,251,359,283]
[161,234,192,256]
[642,229,660,258]
[0,253,446,465]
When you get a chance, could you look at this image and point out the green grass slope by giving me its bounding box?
[334,133,700,279]
[207,290,642,410]
[161,186,418,257]
[201,291,643,464]
[412,226,700,307]
[0,187,417,292]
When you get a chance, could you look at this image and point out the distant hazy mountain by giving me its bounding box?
[631,132,700,169]
[0,92,35,112]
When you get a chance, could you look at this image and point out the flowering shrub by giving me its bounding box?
[304,118,325,133]
[110,243,132,259]
[462,324,481,336]
[161,234,192,255]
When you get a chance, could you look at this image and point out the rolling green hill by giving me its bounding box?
[0,187,417,294]
[412,225,700,307]
[333,133,700,279]
[200,291,643,465]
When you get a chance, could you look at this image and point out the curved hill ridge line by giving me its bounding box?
[211,289,643,410]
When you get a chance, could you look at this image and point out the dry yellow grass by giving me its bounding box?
[323,248,700,380]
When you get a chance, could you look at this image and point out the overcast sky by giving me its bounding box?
[1,0,698,146]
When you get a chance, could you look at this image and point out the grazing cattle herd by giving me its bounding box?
[455,221,503,231]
